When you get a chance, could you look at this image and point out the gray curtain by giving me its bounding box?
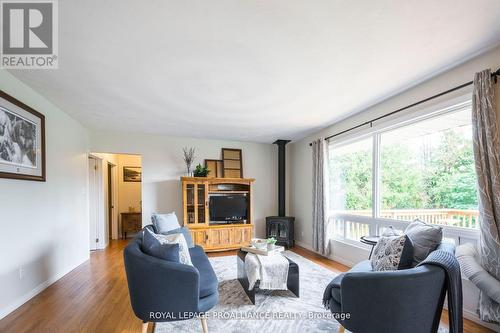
[472,69,500,324]
[312,138,330,255]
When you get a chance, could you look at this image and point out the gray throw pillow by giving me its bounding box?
[371,235,414,271]
[151,212,181,233]
[142,228,180,262]
[161,227,194,248]
[147,229,193,266]
[404,219,443,266]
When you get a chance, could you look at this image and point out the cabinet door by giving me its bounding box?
[209,228,232,248]
[242,226,253,245]
[183,182,196,225]
[196,182,208,225]
[191,229,209,248]
[233,227,243,245]
[233,226,252,246]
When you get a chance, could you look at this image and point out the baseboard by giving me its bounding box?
[462,308,500,331]
[294,240,316,253]
[329,255,356,268]
[0,254,89,321]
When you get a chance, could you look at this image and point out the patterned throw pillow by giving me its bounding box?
[371,235,413,271]
[145,228,193,266]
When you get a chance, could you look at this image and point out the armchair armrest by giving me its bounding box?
[340,266,446,333]
[124,241,201,322]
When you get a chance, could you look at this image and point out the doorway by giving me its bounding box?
[88,153,142,250]
[88,155,102,251]
[107,162,116,240]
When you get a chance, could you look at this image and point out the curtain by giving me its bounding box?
[312,138,330,256]
[472,69,500,324]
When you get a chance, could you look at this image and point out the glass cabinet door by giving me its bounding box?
[185,183,195,224]
[184,181,208,226]
[197,183,207,224]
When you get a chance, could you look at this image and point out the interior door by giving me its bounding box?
[88,157,99,251]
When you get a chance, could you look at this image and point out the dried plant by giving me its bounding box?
[182,147,196,175]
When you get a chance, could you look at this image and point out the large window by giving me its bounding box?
[328,102,479,244]
[329,137,372,216]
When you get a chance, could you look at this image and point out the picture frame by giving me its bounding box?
[0,90,46,181]
[123,166,141,182]
[204,159,223,178]
[221,148,243,178]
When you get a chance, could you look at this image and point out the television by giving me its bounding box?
[209,194,248,223]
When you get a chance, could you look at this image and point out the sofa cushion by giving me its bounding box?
[152,212,181,233]
[405,219,443,266]
[189,246,218,298]
[161,227,194,248]
[371,235,413,271]
[141,228,180,262]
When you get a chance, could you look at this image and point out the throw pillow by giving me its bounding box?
[146,228,193,266]
[161,226,194,248]
[142,228,180,262]
[371,235,414,271]
[151,212,181,233]
[404,219,443,266]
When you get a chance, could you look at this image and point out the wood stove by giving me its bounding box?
[266,139,295,248]
[266,216,294,248]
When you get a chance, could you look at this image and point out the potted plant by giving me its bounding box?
[266,237,277,250]
[193,164,210,177]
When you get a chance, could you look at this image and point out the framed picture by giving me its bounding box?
[204,159,223,178]
[123,166,141,182]
[222,148,243,178]
[0,90,45,181]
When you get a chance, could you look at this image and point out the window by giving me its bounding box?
[380,109,478,228]
[328,101,479,244]
[329,137,372,216]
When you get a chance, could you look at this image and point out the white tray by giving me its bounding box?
[241,245,285,256]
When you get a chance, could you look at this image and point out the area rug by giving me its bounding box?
[154,251,448,333]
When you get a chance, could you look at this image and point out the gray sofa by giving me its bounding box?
[326,242,458,333]
[123,226,218,331]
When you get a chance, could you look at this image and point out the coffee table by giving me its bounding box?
[237,249,299,305]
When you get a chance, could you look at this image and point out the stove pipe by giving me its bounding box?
[273,139,291,217]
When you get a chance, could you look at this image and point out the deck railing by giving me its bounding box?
[330,208,479,242]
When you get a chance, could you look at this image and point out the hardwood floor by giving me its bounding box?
[0,240,493,333]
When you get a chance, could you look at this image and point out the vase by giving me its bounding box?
[267,243,275,250]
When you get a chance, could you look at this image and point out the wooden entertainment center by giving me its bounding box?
[181,176,254,252]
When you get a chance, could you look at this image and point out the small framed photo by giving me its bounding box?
[123,166,141,182]
[0,91,45,181]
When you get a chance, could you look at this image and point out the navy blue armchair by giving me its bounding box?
[124,227,218,333]
[327,243,458,333]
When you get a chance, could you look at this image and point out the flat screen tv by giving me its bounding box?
[209,194,248,223]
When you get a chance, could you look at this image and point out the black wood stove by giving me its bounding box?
[266,140,295,248]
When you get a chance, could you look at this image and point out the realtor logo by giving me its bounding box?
[1,0,58,69]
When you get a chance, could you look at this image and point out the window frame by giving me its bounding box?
[327,94,479,247]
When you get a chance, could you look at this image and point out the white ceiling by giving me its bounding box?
[8,0,500,143]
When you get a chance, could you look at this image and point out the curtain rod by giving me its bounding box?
[309,68,500,146]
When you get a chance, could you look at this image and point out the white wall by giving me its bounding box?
[289,45,500,330]
[0,71,90,319]
[89,132,278,238]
